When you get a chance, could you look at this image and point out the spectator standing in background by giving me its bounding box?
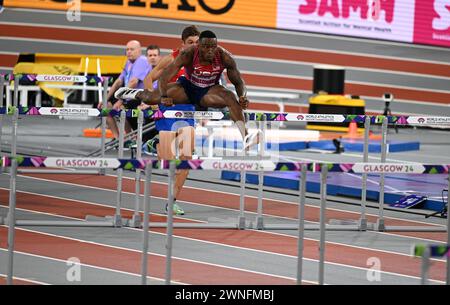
[145,44,161,90]
[102,40,154,148]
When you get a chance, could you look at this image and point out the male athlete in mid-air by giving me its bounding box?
[115,30,256,148]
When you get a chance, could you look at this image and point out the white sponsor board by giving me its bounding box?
[201,160,276,171]
[36,75,87,82]
[277,0,415,43]
[38,107,100,117]
[285,113,346,122]
[352,163,425,174]
[164,110,224,120]
[406,116,450,126]
[44,158,121,169]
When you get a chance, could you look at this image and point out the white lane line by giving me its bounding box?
[0,272,49,285]
[136,229,445,284]
[0,248,181,285]
[0,185,195,223]
[5,12,449,63]
[0,203,316,285]
[1,184,446,262]
[3,20,449,81]
[1,207,442,284]
[3,225,303,284]
[0,51,20,56]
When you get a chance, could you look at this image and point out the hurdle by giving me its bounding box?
[0,75,4,163]
[140,162,152,285]
[2,156,449,284]
[131,110,450,232]
[377,117,449,233]
[359,115,370,230]
[0,74,153,227]
[135,112,252,230]
[2,107,449,284]
[129,111,145,228]
[245,90,301,128]
[4,104,446,233]
[251,113,362,231]
[0,74,109,175]
[215,111,450,232]
[86,109,155,227]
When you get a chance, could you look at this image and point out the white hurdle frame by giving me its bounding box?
[0,75,124,227]
[448,175,450,285]
[129,111,144,228]
[377,118,447,233]
[140,163,152,285]
[0,75,5,158]
[359,115,370,230]
[3,96,449,284]
[3,157,449,285]
[5,75,109,175]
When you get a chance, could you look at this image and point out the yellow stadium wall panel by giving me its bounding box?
[4,0,277,28]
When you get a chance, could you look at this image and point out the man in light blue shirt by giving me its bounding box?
[103,40,152,144]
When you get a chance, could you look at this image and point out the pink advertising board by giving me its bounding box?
[277,0,449,47]
[277,1,416,43]
[413,0,450,47]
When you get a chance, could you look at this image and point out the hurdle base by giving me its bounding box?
[256,216,264,230]
[128,214,142,228]
[18,169,101,175]
[85,215,125,227]
[260,223,362,231]
[238,216,246,230]
[358,218,369,231]
[376,219,386,231]
[383,226,447,232]
[5,219,115,227]
[147,222,240,229]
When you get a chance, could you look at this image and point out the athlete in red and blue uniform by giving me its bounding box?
[116,30,251,145]
[159,30,250,142]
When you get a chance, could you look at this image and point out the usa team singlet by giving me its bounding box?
[184,47,225,88]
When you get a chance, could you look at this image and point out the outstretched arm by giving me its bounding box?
[144,54,173,90]
[106,77,124,102]
[159,47,194,97]
[222,48,248,109]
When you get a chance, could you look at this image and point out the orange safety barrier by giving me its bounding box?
[83,128,113,138]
